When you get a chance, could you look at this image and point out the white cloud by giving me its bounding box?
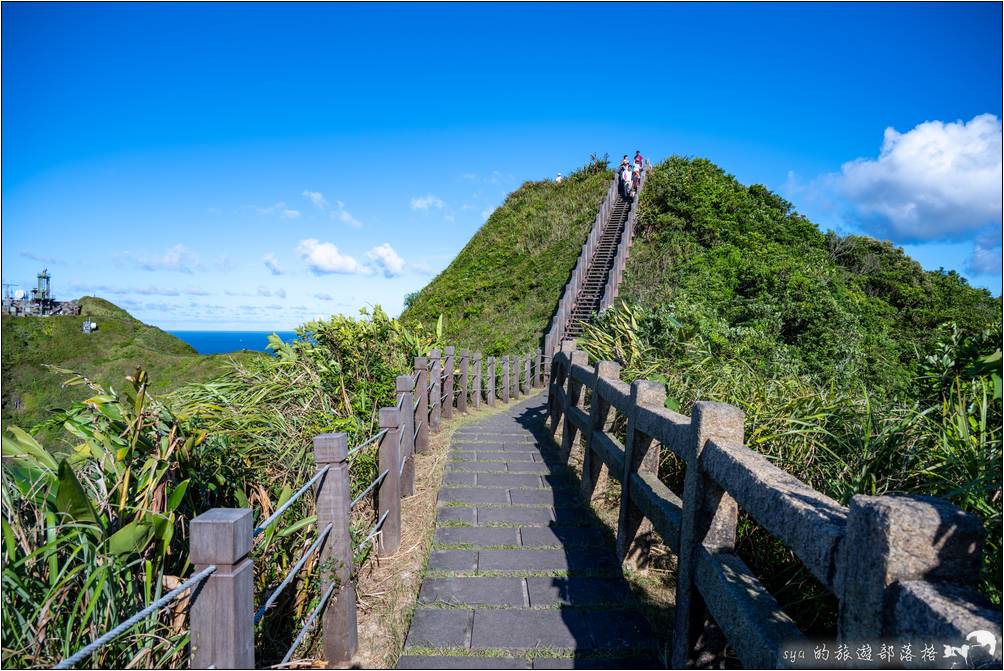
[117,244,202,273]
[276,288,287,299]
[257,286,272,297]
[836,113,1002,242]
[263,252,284,275]
[481,208,494,221]
[967,233,1003,276]
[257,202,301,219]
[331,200,362,228]
[410,194,445,211]
[302,190,328,209]
[296,238,370,275]
[314,292,333,301]
[366,243,406,277]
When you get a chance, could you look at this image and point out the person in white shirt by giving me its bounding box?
[555,172,564,183]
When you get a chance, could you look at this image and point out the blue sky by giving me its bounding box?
[3,2,1001,330]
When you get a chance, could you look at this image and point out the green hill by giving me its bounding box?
[616,156,1000,398]
[401,161,613,354]
[1,296,254,430]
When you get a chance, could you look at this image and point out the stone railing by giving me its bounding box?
[56,346,550,670]
[599,167,647,312]
[548,344,1002,668]
[543,175,619,359]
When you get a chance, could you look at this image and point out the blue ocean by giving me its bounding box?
[169,330,299,355]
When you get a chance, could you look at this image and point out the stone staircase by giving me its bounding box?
[563,195,631,339]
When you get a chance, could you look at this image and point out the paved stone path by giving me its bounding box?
[397,393,660,669]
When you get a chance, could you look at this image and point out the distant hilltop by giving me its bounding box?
[2,268,80,317]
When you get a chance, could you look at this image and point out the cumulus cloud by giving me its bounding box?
[257,202,301,219]
[331,200,362,228]
[366,243,406,277]
[116,244,202,273]
[302,190,328,209]
[275,287,287,299]
[257,286,272,297]
[263,252,284,276]
[836,113,1002,242]
[481,208,494,221]
[296,238,370,275]
[314,292,333,301]
[410,194,445,211]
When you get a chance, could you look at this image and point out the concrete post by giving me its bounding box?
[414,357,429,453]
[616,380,666,567]
[559,350,590,460]
[838,494,985,641]
[313,433,357,665]
[580,360,620,499]
[672,402,744,668]
[471,352,481,410]
[443,347,455,419]
[377,407,401,555]
[501,356,510,403]
[522,353,531,395]
[429,350,441,433]
[510,355,520,400]
[190,508,255,669]
[458,350,469,414]
[396,375,416,497]
[487,356,496,406]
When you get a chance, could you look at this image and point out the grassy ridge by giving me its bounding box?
[577,156,1002,629]
[1,296,252,430]
[402,165,612,354]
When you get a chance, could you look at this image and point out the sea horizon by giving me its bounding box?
[169,330,298,355]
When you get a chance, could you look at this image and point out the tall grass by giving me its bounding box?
[1,307,439,668]
[577,301,1002,632]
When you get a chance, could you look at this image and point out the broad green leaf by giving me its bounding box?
[106,521,152,555]
[54,460,98,525]
[166,479,190,512]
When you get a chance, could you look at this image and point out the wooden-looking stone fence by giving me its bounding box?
[548,343,1002,668]
[543,175,619,359]
[183,346,549,669]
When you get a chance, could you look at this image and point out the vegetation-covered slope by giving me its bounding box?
[1,296,249,429]
[577,156,1002,627]
[617,156,999,398]
[402,162,612,354]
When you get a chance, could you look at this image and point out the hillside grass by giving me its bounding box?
[576,156,1002,632]
[401,164,613,354]
[1,296,255,431]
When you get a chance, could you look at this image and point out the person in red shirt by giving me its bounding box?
[634,150,644,168]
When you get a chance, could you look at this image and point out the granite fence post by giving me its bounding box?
[616,380,666,568]
[672,402,744,668]
[313,433,357,665]
[442,346,455,419]
[580,360,620,499]
[377,407,401,555]
[458,350,469,414]
[396,375,416,497]
[501,356,510,403]
[472,352,482,410]
[189,509,255,669]
[414,357,429,453]
[487,356,496,406]
[429,350,442,433]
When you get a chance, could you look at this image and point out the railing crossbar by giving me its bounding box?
[253,465,331,539]
[351,470,388,509]
[254,524,333,624]
[347,429,388,458]
[279,582,337,665]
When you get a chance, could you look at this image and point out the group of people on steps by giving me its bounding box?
[554,150,647,199]
[618,151,644,198]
